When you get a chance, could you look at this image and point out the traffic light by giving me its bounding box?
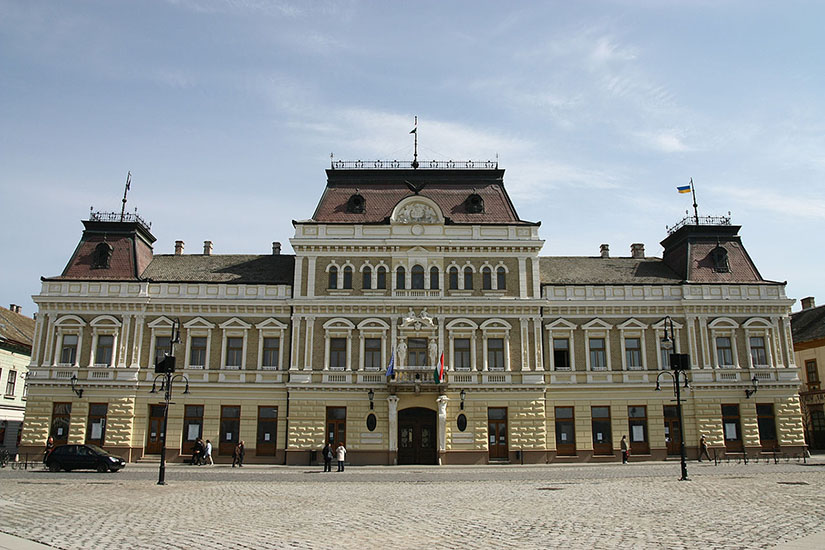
[155,354,176,374]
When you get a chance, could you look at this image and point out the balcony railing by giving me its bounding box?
[666,214,732,234]
[388,366,442,385]
[393,289,442,298]
[331,159,498,170]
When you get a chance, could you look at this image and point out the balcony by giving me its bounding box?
[393,289,442,298]
[387,366,443,388]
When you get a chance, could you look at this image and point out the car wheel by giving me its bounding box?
[96,462,109,473]
[48,462,61,472]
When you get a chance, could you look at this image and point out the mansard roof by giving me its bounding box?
[140,254,295,285]
[791,304,825,345]
[307,168,537,225]
[539,257,683,285]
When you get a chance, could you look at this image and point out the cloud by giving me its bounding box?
[634,130,692,153]
[716,187,825,219]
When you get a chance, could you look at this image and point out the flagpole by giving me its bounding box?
[690,178,699,225]
[120,171,131,222]
[412,116,419,169]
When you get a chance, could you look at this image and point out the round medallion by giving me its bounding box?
[456,414,467,432]
[411,224,424,236]
[366,413,377,432]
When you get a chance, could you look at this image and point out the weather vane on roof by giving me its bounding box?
[120,171,131,222]
[410,116,419,169]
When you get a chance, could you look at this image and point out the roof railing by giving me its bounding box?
[330,159,498,170]
[666,214,731,234]
[89,210,152,231]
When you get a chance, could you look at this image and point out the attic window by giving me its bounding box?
[710,245,730,273]
[92,242,114,269]
[465,193,484,214]
[347,194,366,213]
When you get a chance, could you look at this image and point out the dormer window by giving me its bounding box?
[710,245,730,273]
[465,193,484,214]
[92,242,113,269]
[346,193,366,213]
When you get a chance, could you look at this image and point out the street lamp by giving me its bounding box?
[149,318,189,486]
[745,375,759,398]
[460,389,466,410]
[70,373,84,398]
[656,316,690,481]
[368,388,374,410]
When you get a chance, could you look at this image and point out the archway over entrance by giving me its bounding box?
[398,407,437,465]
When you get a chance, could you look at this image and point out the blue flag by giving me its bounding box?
[386,352,395,378]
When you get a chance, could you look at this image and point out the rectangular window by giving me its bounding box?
[591,406,612,455]
[376,268,386,290]
[716,337,734,366]
[155,336,171,363]
[262,337,280,369]
[555,406,575,456]
[330,338,347,370]
[805,360,819,391]
[749,336,768,366]
[342,267,353,289]
[553,338,570,370]
[364,338,382,370]
[51,403,72,444]
[722,404,743,452]
[219,405,241,456]
[449,269,459,290]
[182,405,204,454]
[589,338,606,370]
[464,269,473,290]
[487,338,505,370]
[756,403,777,451]
[60,334,78,364]
[5,370,16,396]
[257,406,278,456]
[454,338,471,370]
[659,342,671,369]
[407,338,427,366]
[189,337,207,368]
[625,338,642,370]
[326,406,346,446]
[628,406,649,454]
[496,268,506,290]
[482,269,492,290]
[225,337,243,368]
[95,335,114,366]
[362,268,371,290]
[86,403,107,445]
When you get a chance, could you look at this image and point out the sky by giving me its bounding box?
[1,0,824,316]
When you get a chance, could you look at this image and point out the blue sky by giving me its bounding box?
[2,0,824,315]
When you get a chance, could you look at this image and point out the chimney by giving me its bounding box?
[174,240,185,255]
[631,243,645,259]
[9,304,20,314]
[801,296,816,310]
[600,244,610,258]
[203,241,213,255]
[272,241,281,255]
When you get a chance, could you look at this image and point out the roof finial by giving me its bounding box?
[120,171,131,222]
[410,116,419,169]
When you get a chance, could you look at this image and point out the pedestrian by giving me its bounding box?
[335,442,347,472]
[205,439,213,465]
[698,435,711,462]
[43,436,55,463]
[322,441,332,472]
[233,441,245,467]
[192,438,204,465]
[620,435,629,464]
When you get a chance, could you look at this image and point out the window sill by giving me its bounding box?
[447,291,473,296]
[260,366,280,370]
[4,394,16,399]
[187,365,205,370]
[328,289,353,295]
[362,290,387,296]
[222,365,242,370]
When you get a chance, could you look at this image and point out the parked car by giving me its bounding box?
[46,444,126,473]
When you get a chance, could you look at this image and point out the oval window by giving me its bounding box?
[456,414,467,432]
[366,413,377,432]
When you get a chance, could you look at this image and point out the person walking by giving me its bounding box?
[192,438,204,465]
[335,442,347,472]
[233,441,245,467]
[204,439,213,465]
[322,441,332,472]
[698,435,711,462]
[620,435,629,464]
[43,436,55,463]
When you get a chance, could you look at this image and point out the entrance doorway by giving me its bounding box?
[663,405,681,456]
[488,407,508,461]
[398,407,437,465]
[146,404,165,454]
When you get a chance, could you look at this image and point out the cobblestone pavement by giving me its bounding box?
[1,459,824,550]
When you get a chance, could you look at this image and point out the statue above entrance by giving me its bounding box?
[400,308,436,331]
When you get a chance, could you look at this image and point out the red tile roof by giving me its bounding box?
[688,241,763,283]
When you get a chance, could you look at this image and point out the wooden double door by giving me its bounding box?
[488,407,509,461]
[398,407,437,465]
[146,405,166,454]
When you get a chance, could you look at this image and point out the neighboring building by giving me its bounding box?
[20,161,806,464]
[791,297,825,449]
[1,304,34,455]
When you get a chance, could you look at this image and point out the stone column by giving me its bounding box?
[387,395,399,465]
[436,395,449,464]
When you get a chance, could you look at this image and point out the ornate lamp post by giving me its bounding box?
[656,316,690,481]
[149,318,189,486]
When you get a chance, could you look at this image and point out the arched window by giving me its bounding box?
[92,242,113,269]
[482,267,492,290]
[411,265,425,289]
[328,266,338,289]
[377,266,387,289]
[711,246,730,273]
[343,266,353,289]
[396,266,406,290]
[362,266,372,289]
[430,267,439,290]
[496,266,506,290]
[449,267,459,290]
[464,267,473,290]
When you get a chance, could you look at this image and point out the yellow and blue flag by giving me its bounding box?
[677,185,691,194]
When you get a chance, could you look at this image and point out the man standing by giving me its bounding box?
[698,435,711,462]
[335,442,347,472]
[233,441,245,467]
[620,435,629,464]
[322,441,332,472]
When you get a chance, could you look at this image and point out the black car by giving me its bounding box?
[46,444,126,472]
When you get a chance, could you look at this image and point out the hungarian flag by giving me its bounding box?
[434,352,444,383]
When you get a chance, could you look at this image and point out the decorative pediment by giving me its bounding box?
[480,318,511,331]
[391,196,444,225]
[545,318,577,330]
[323,318,356,330]
[652,318,683,330]
[148,316,174,328]
[55,314,86,327]
[446,318,478,330]
[255,318,288,330]
[357,318,390,330]
[743,317,772,329]
[582,318,613,330]
[219,317,252,330]
[90,314,121,327]
[618,318,648,330]
[708,317,739,329]
[184,317,216,329]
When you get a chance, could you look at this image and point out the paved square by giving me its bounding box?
[1,460,824,549]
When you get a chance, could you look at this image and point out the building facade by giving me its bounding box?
[791,297,825,449]
[1,304,34,455]
[20,162,806,464]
